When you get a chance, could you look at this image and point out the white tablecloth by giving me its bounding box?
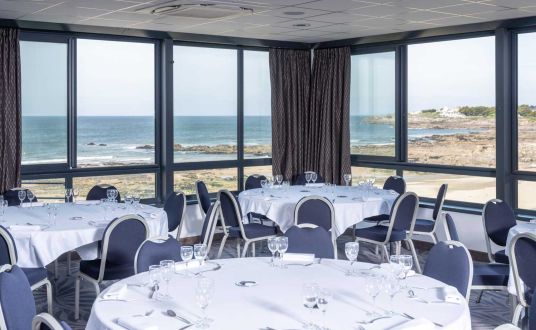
[2,203,168,268]
[87,258,471,330]
[239,185,398,237]
[505,223,536,295]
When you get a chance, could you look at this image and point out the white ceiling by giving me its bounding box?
[1,0,536,43]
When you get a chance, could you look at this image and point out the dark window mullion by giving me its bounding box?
[237,49,244,191]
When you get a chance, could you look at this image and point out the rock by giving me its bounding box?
[98,143,107,146]
[136,145,154,150]
[87,142,96,146]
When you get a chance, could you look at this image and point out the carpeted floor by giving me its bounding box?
[33,235,511,329]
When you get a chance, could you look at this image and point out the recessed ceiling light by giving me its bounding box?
[293,23,311,27]
[283,11,305,16]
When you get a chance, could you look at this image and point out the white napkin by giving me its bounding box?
[282,253,315,263]
[20,202,45,208]
[117,316,159,330]
[8,224,42,231]
[102,284,128,300]
[174,260,202,271]
[439,286,462,304]
[390,318,435,330]
[305,183,325,187]
[363,196,382,202]
[76,200,100,205]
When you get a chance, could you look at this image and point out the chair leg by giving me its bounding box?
[512,303,524,327]
[45,280,53,314]
[216,234,229,259]
[241,241,250,258]
[382,245,390,263]
[75,275,80,320]
[476,290,484,303]
[407,239,422,273]
[431,233,438,245]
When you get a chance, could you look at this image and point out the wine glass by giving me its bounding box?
[72,189,79,204]
[305,172,312,184]
[133,194,140,209]
[311,172,318,184]
[106,189,113,201]
[317,288,331,330]
[111,189,119,202]
[383,274,400,314]
[65,188,73,205]
[148,265,161,300]
[27,190,35,207]
[344,242,359,275]
[195,277,215,329]
[0,200,6,225]
[275,174,283,186]
[267,237,279,267]
[181,245,193,268]
[101,198,109,221]
[343,174,352,187]
[51,204,58,226]
[365,275,382,310]
[159,260,174,300]
[302,283,320,330]
[194,243,207,265]
[277,236,288,268]
[18,190,26,207]
[260,179,267,192]
[400,255,413,280]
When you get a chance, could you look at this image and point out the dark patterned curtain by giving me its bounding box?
[269,48,311,181]
[0,28,21,193]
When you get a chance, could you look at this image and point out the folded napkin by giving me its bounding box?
[282,253,315,263]
[305,183,325,187]
[103,284,128,300]
[390,318,435,330]
[174,260,202,271]
[20,202,45,208]
[9,224,42,231]
[439,286,462,304]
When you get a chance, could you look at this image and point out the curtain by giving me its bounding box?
[0,28,21,193]
[269,48,311,182]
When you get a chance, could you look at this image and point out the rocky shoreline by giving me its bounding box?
[135,143,272,157]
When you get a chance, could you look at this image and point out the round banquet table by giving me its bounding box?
[86,258,471,330]
[238,185,398,237]
[2,202,168,268]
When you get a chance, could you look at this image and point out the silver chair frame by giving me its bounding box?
[412,184,448,244]
[32,313,65,330]
[482,198,511,263]
[294,195,338,259]
[74,215,149,320]
[202,200,220,258]
[509,231,536,326]
[172,190,187,240]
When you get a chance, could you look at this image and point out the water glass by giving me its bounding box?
[400,255,413,279]
[101,198,110,220]
[180,245,193,268]
[267,237,279,267]
[383,274,401,313]
[302,283,320,329]
[305,172,312,184]
[72,189,79,204]
[27,191,35,207]
[277,236,288,268]
[317,288,331,330]
[148,265,161,300]
[275,174,283,186]
[365,275,381,308]
[160,260,174,299]
[65,188,73,204]
[18,190,26,207]
[343,174,352,187]
[311,172,318,183]
[195,277,215,329]
[344,242,359,275]
[133,194,141,209]
[194,243,208,265]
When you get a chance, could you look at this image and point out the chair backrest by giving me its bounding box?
[134,236,182,274]
[390,192,419,233]
[195,180,211,216]
[292,172,325,185]
[4,188,37,206]
[86,184,121,202]
[0,225,17,265]
[423,240,473,300]
[32,313,71,330]
[99,215,149,280]
[383,176,406,195]
[432,184,448,221]
[284,225,335,259]
[482,199,516,248]
[510,232,536,307]
[294,196,334,232]
[199,201,220,253]
[164,191,186,234]
[0,265,36,330]
[444,213,460,241]
[217,190,241,228]
[245,175,266,190]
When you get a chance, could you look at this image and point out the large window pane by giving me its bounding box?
[22,178,65,202]
[73,173,156,199]
[404,171,495,204]
[407,37,495,167]
[350,52,396,157]
[351,167,396,187]
[517,33,536,172]
[518,181,536,209]
[21,41,67,165]
[244,51,271,159]
[173,46,237,162]
[174,169,238,195]
[77,39,155,168]
[244,165,273,184]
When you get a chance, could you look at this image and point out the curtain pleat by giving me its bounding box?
[0,28,21,193]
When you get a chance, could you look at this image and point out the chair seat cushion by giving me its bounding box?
[229,223,277,239]
[472,263,509,287]
[21,267,47,286]
[80,259,135,281]
[494,249,510,264]
[355,225,406,242]
[363,214,390,223]
[413,219,435,233]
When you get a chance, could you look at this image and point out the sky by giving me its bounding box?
[20,34,536,117]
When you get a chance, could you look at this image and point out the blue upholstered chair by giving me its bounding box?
[86,184,121,202]
[292,172,325,185]
[363,176,406,223]
[135,236,182,274]
[217,190,277,258]
[412,184,448,244]
[4,188,38,206]
[510,232,536,327]
[482,199,516,265]
[0,225,53,313]
[0,265,68,330]
[164,191,186,238]
[75,215,149,320]
[245,174,266,190]
[32,313,73,330]
[284,225,335,259]
[195,180,212,217]
[423,240,473,300]
[444,213,460,241]
[355,192,422,273]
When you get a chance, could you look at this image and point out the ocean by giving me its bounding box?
[21,115,480,166]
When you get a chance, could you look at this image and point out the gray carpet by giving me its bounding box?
[33,236,510,329]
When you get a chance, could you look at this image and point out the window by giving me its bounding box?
[244,165,273,184]
[173,46,237,163]
[73,173,156,199]
[244,51,271,159]
[174,169,238,195]
[22,178,65,202]
[350,52,396,157]
[518,181,536,209]
[404,171,495,204]
[517,32,536,172]
[351,167,396,187]
[407,37,495,168]
[20,41,68,165]
[76,39,156,168]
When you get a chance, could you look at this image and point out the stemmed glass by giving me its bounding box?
[399,255,413,281]
[277,236,288,268]
[18,190,26,207]
[159,260,174,300]
[311,172,318,184]
[275,174,283,186]
[260,179,267,194]
[194,243,208,265]
[65,188,73,205]
[305,172,312,184]
[317,288,331,330]
[27,190,35,207]
[302,283,320,330]
[344,242,359,276]
[0,200,7,225]
[47,204,58,226]
[72,189,79,204]
[101,198,110,221]
[343,174,352,187]
[365,275,381,312]
[133,194,140,209]
[148,265,161,300]
[195,277,215,329]
[181,245,193,268]
[267,237,279,267]
[383,274,401,314]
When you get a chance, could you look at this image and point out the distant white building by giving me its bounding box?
[438,106,464,118]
